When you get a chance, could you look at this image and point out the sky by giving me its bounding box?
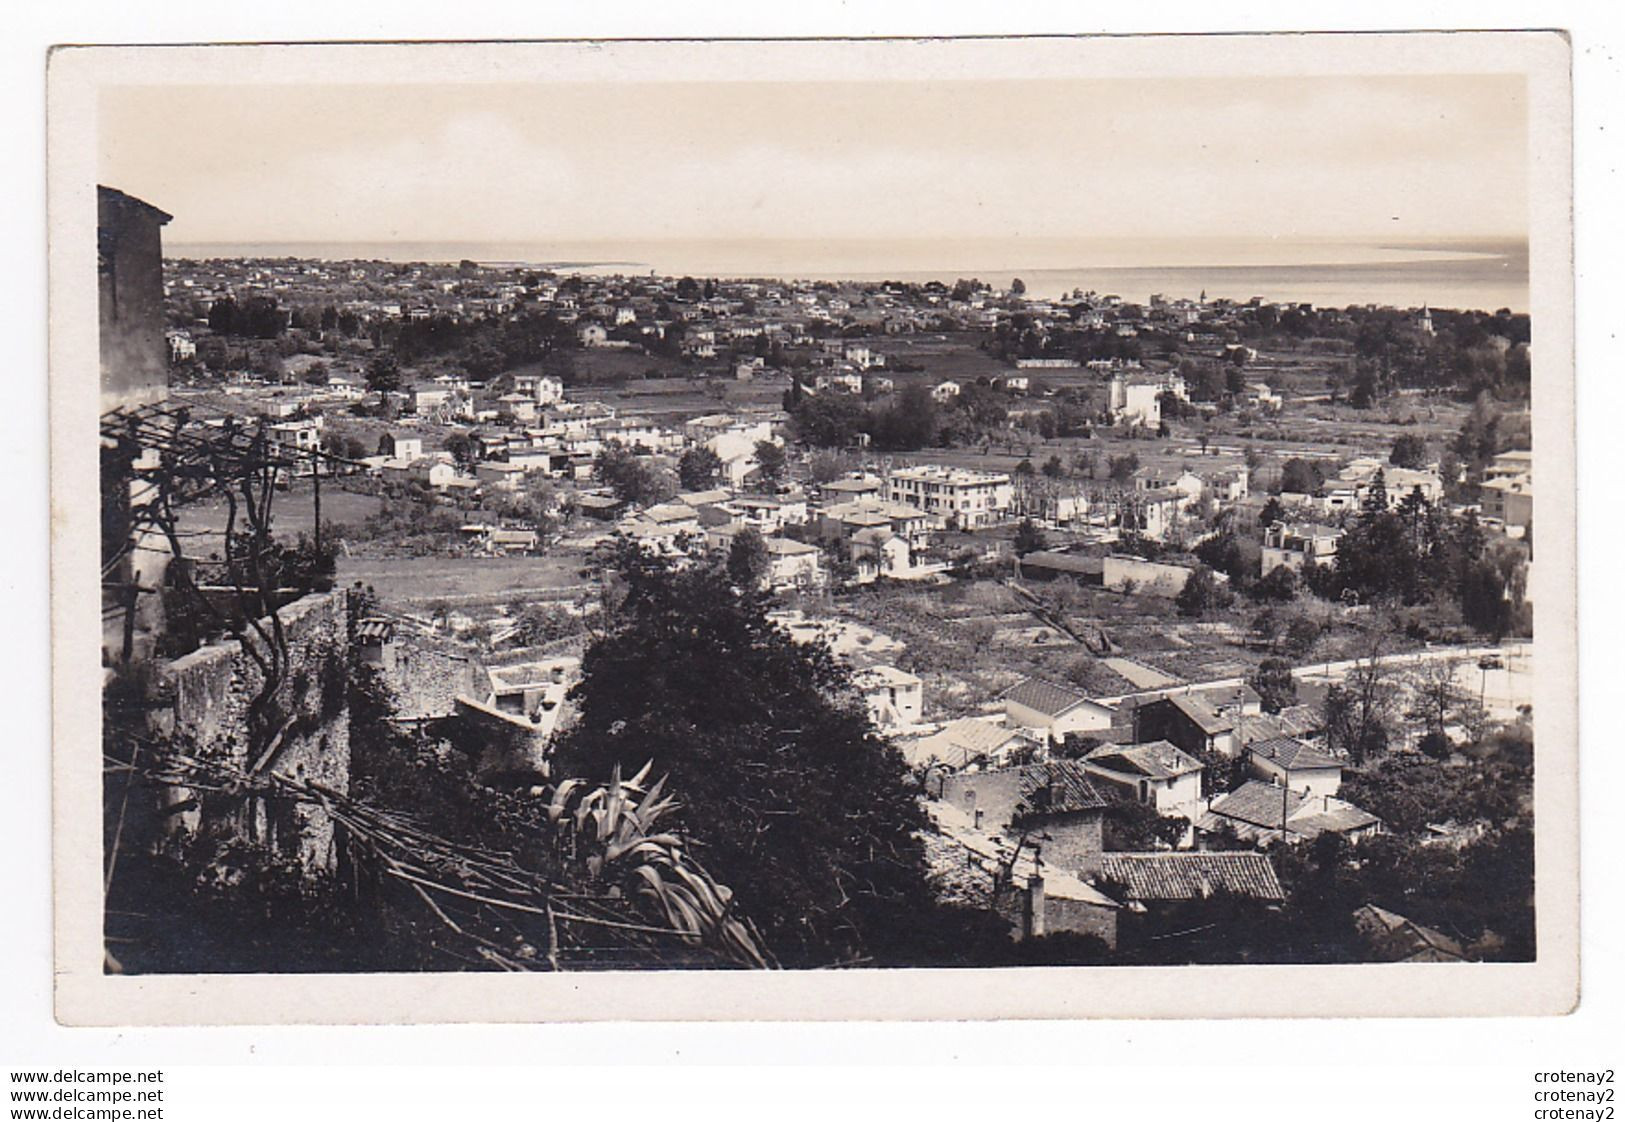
[98,74,1528,248]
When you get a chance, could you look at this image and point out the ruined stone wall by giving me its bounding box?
[156,589,351,871]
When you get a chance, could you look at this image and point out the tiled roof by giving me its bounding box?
[1203,782,1380,842]
[1351,904,1466,963]
[1236,705,1323,746]
[903,719,1028,770]
[1289,806,1380,837]
[1165,694,1234,735]
[354,617,394,643]
[1200,682,1262,712]
[1099,852,1285,903]
[1016,760,1108,816]
[1248,736,1342,772]
[1207,780,1306,830]
[1084,740,1204,780]
[1004,676,1094,718]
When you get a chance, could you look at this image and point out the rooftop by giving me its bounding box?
[902,719,1029,770]
[1003,676,1099,719]
[888,464,1012,486]
[1098,851,1285,903]
[1248,736,1342,772]
[1014,760,1109,817]
[1085,740,1204,780]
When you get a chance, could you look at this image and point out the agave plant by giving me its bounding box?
[545,762,772,969]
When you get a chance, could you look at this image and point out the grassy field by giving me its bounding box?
[172,482,388,552]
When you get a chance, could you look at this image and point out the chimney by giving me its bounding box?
[1025,874,1047,938]
[973,808,985,830]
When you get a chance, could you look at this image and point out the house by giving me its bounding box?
[1196,780,1381,846]
[485,527,540,554]
[1479,474,1533,531]
[639,502,703,535]
[512,373,565,405]
[576,322,609,347]
[922,801,1121,947]
[1206,466,1250,502]
[850,526,912,583]
[1262,521,1344,575]
[1485,448,1533,485]
[1107,375,1163,428]
[931,380,962,403]
[1003,677,1116,744]
[676,488,732,509]
[814,371,864,394]
[1244,382,1282,411]
[1082,741,1205,820]
[1098,851,1285,904]
[497,393,539,423]
[575,493,626,521]
[1245,736,1343,798]
[1234,705,1323,751]
[1133,694,1237,757]
[475,461,528,492]
[820,475,884,502]
[934,760,1109,876]
[816,500,939,549]
[922,800,1121,948]
[408,459,463,491]
[885,465,1013,529]
[900,718,1036,770]
[854,664,924,728]
[763,536,826,591]
[268,417,323,470]
[1115,489,1184,542]
[379,433,423,461]
[1351,904,1468,963]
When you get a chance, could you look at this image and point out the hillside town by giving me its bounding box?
[100,185,1535,972]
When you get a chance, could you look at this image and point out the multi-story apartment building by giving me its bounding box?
[885,465,1013,529]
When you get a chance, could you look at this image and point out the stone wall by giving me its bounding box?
[156,589,351,871]
[389,639,487,722]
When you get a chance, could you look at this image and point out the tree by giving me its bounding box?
[726,526,771,591]
[1010,277,1026,296]
[1278,457,1324,496]
[678,446,724,492]
[1323,637,1398,764]
[1101,790,1187,851]
[1013,518,1048,557]
[807,450,856,485]
[365,353,402,394]
[597,445,675,507]
[553,546,939,967]
[1014,458,1036,477]
[443,432,474,467]
[1176,566,1235,618]
[1041,454,1065,479]
[1107,453,1140,484]
[1251,564,1299,603]
[1282,613,1324,661]
[753,441,787,490]
[1389,433,1430,470]
[1249,657,1298,714]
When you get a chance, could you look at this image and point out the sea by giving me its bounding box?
[166,235,1529,314]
